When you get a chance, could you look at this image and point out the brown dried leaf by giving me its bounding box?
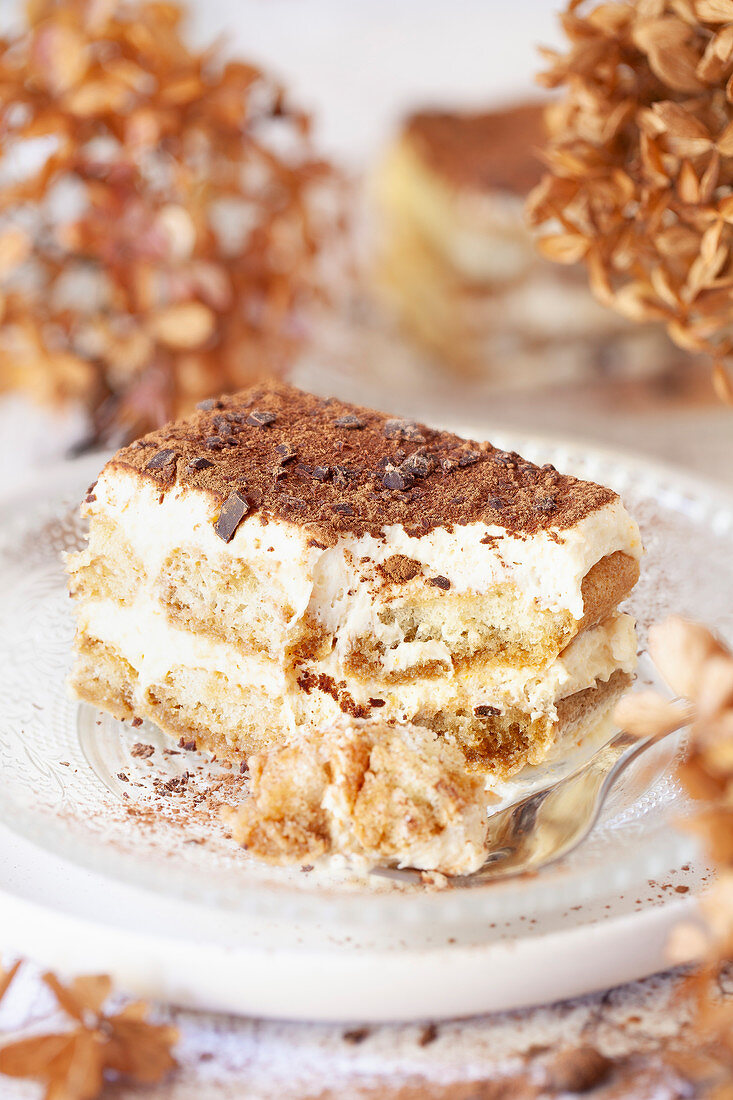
[63,79,132,117]
[545,1046,613,1093]
[103,1015,178,1082]
[0,1032,76,1079]
[43,973,112,1023]
[614,279,673,321]
[0,967,178,1100]
[700,148,721,200]
[30,23,90,96]
[667,920,710,964]
[678,159,701,201]
[649,42,707,92]
[696,0,733,22]
[715,118,733,153]
[698,24,733,81]
[0,228,31,278]
[651,263,683,307]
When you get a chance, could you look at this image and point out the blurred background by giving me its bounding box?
[0,0,729,490]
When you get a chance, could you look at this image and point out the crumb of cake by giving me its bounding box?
[228,720,489,876]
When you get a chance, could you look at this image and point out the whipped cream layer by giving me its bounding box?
[87,467,641,668]
[77,587,636,733]
[378,140,533,283]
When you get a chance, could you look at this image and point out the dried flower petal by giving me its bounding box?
[614,689,692,739]
[0,968,178,1100]
[696,653,733,719]
[697,0,733,23]
[667,921,710,964]
[536,232,589,263]
[149,303,216,349]
[713,359,733,401]
[648,616,725,697]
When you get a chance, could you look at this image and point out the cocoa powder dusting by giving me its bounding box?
[405,102,547,195]
[379,555,423,584]
[104,381,616,541]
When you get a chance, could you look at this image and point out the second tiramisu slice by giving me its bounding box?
[68,381,641,778]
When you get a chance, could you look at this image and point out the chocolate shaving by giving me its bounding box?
[428,576,451,590]
[309,465,331,481]
[382,465,407,491]
[146,448,177,470]
[131,742,155,758]
[384,418,425,442]
[187,456,214,471]
[214,490,250,542]
[343,1028,370,1044]
[276,442,297,463]
[334,414,365,429]
[247,410,277,428]
[401,452,433,479]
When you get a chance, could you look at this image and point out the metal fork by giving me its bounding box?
[462,726,680,883]
[372,717,686,886]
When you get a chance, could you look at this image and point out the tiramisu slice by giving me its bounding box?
[374,102,676,383]
[68,381,641,778]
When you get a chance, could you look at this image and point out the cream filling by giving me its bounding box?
[375,139,533,283]
[382,238,631,341]
[76,592,636,731]
[86,468,641,670]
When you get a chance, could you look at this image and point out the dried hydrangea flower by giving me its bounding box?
[615,615,733,1084]
[0,0,338,442]
[527,0,733,398]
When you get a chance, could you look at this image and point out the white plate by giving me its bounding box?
[0,433,727,1021]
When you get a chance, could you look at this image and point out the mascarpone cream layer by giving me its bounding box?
[77,589,637,730]
[377,140,533,283]
[89,468,641,660]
